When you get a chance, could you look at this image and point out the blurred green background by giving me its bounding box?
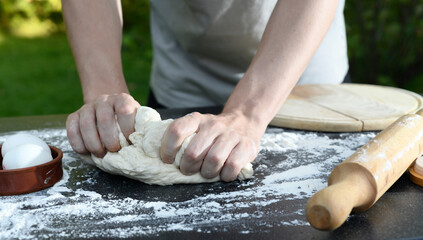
[0,0,422,117]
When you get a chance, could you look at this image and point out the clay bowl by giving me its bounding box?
[0,145,63,196]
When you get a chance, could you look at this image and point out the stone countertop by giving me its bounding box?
[0,107,422,240]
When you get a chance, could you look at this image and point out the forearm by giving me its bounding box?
[62,0,128,103]
[223,0,338,129]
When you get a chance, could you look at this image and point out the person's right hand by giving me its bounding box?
[66,93,140,158]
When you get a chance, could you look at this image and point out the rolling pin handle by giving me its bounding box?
[306,181,356,230]
[306,170,373,230]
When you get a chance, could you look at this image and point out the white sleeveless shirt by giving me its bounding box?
[149,0,348,108]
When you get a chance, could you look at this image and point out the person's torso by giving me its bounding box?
[149,0,348,108]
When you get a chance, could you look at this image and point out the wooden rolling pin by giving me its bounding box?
[306,108,423,230]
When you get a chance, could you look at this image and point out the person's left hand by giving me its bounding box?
[160,112,265,181]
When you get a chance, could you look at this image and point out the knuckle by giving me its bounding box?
[66,112,78,124]
[208,118,224,129]
[115,93,139,107]
[189,112,202,119]
[184,149,200,163]
[116,104,135,116]
[168,121,185,137]
[225,160,240,171]
[80,103,93,112]
[208,153,221,166]
[116,92,131,99]
[94,95,109,105]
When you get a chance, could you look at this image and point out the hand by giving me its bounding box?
[66,93,140,157]
[160,112,264,182]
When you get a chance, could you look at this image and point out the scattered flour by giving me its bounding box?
[0,127,376,239]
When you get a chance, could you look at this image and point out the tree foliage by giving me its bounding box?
[0,0,63,36]
[345,0,423,90]
[0,0,422,92]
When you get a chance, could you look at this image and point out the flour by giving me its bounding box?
[0,127,375,239]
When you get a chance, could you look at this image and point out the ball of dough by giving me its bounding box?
[84,107,254,185]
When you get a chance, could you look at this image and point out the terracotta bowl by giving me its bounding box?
[0,145,63,196]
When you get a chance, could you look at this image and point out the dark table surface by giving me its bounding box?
[0,107,423,240]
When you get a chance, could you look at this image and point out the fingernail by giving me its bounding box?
[162,156,174,164]
[182,169,194,176]
[164,159,173,164]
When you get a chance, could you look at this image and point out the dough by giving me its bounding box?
[83,107,254,185]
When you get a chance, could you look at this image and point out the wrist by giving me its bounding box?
[222,68,296,133]
[82,76,129,104]
[84,90,130,104]
[223,100,267,126]
[222,82,284,132]
[221,106,268,141]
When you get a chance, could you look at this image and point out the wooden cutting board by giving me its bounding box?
[270,84,423,132]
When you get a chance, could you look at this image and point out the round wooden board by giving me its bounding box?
[270,84,423,132]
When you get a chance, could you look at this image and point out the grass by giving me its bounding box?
[0,34,152,117]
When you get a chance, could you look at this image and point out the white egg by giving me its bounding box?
[2,143,53,170]
[1,133,50,157]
